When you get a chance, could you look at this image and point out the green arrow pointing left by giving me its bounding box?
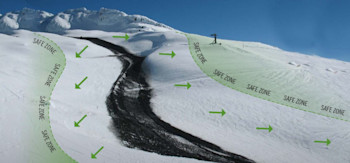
[74,114,87,127]
[76,45,88,58]
[112,33,129,41]
[75,76,88,89]
[91,146,104,159]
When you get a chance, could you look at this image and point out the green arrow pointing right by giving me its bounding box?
[159,51,176,58]
[256,125,273,132]
[209,109,226,117]
[314,139,331,146]
[174,82,191,90]
[112,34,129,41]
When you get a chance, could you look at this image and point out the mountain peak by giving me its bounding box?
[0,7,173,34]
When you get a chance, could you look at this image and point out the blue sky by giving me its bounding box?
[1,0,350,61]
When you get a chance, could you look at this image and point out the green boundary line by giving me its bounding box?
[34,33,77,162]
[183,33,349,123]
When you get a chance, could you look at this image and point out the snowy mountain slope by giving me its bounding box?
[130,31,350,162]
[0,30,204,163]
[61,30,350,163]
[0,8,173,34]
[1,7,350,163]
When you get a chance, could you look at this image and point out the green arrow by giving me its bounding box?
[314,139,331,146]
[159,51,176,58]
[112,33,129,41]
[75,76,88,89]
[74,114,87,127]
[76,45,88,58]
[91,146,104,159]
[256,125,273,132]
[209,109,226,117]
[174,82,191,90]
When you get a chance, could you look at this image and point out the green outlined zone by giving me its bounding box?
[185,33,349,122]
[28,33,76,162]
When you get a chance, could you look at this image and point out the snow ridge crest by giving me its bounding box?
[0,7,173,34]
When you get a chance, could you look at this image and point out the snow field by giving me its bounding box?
[143,32,350,163]
[1,14,349,162]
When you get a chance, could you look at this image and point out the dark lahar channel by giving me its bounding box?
[77,37,255,163]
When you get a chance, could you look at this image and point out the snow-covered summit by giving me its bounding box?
[0,7,173,34]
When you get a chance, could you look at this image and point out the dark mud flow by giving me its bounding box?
[77,37,255,163]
